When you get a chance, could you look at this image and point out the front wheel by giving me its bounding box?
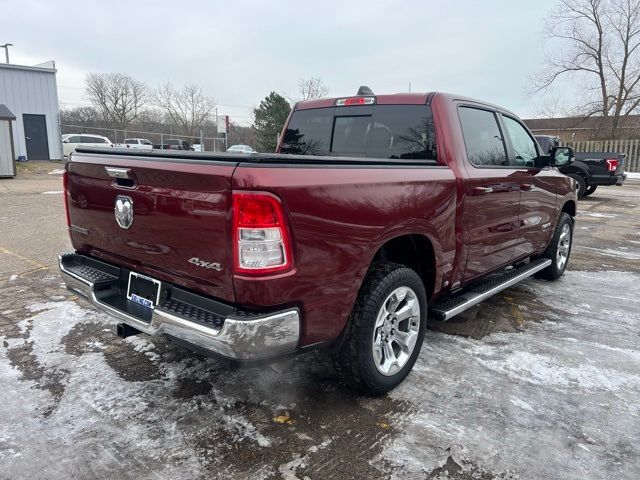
[333,262,427,395]
[536,212,573,280]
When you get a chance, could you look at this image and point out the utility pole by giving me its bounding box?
[214,107,219,152]
[1,43,13,64]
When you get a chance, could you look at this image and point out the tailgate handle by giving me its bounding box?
[105,167,136,188]
[105,167,132,179]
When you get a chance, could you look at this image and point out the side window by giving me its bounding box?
[503,116,538,167]
[67,136,82,143]
[125,139,135,144]
[459,107,507,167]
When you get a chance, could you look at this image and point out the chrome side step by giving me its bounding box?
[429,258,552,321]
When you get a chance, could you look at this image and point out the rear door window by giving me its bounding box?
[281,105,437,161]
[458,107,508,167]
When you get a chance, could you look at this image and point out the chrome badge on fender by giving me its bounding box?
[115,195,134,229]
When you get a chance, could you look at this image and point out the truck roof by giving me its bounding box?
[295,92,517,117]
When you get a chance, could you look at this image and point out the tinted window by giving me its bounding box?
[142,140,152,145]
[503,116,538,167]
[125,139,136,144]
[459,107,507,166]
[66,136,82,143]
[82,136,106,144]
[281,109,332,155]
[332,116,370,156]
[281,105,437,161]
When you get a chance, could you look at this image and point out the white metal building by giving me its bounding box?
[0,104,16,176]
[0,62,62,161]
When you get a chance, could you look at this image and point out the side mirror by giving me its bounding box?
[62,138,69,143]
[550,146,574,167]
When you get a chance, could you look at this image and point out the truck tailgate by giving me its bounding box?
[66,152,238,302]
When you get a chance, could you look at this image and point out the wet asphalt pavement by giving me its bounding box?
[1,163,639,480]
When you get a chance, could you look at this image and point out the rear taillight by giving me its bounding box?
[63,170,71,227]
[606,159,618,172]
[232,192,293,275]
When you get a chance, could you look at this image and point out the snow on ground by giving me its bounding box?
[0,301,272,479]
[626,172,640,179]
[1,271,639,479]
[380,270,640,479]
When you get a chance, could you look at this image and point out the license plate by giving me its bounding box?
[127,272,161,309]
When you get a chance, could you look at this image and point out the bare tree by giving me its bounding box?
[532,0,640,138]
[85,73,148,130]
[154,82,216,138]
[298,77,329,100]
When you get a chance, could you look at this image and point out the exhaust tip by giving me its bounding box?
[116,323,140,339]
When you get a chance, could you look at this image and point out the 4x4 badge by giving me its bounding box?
[114,195,134,229]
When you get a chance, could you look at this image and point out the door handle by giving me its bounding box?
[521,183,534,191]
[473,186,494,195]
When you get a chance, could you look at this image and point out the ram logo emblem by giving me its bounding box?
[114,195,134,229]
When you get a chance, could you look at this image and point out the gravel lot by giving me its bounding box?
[1,163,639,480]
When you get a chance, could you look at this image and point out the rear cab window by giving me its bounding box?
[280,105,437,162]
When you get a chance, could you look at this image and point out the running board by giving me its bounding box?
[429,258,552,321]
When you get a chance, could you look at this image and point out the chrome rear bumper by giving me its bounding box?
[59,253,300,360]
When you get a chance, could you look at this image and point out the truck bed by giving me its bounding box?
[65,147,454,345]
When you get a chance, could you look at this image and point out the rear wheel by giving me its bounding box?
[333,262,427,395]
[536,212,573,280]
[567,173,587,199]
[584,185,597,196]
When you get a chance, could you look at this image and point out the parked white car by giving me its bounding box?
[62,134,114,158]
[227,144,256,154]
[120,138,153,150]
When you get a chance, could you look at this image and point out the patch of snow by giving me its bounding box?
[9,275,17,282]
[578,211,617,218]
[48,169,65,175]
[41,191,63,195]
[510,397,535,412]
[1,300,274,478]
[381,270,640,480]
[577,245,640,260]
[626,172,640,179]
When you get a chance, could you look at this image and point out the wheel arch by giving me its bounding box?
[561,199,576,218]
[369,233,437,301]
[561,164,590,183]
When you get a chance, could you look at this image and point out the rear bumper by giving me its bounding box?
[590,173,626,186]
[59,253,300,360]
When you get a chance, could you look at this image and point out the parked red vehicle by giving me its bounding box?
[60,89,577,393]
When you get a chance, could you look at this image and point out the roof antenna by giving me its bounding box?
[357,86,374,96]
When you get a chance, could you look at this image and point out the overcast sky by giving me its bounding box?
[3,0,562,125]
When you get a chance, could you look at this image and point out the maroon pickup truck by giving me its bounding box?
[59,89,577,393]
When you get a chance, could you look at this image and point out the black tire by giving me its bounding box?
[566,173,587,199]
[536,212,573,280]
[333,262,428,395]
[584,185,597,196]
